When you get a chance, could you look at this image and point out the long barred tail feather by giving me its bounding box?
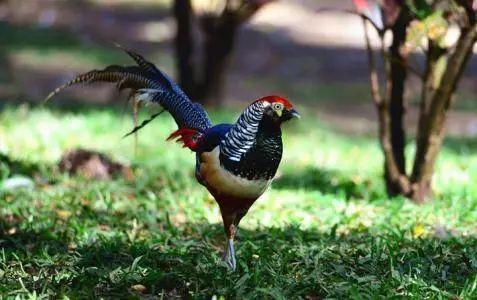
[44,72,95,103]
[44,65,155,103]
[45,47,213,134]
[114,43,163,80]
[122,110,165,138]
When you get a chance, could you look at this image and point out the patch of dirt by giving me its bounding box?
[58,148,134,180]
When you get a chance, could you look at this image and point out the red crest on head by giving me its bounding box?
[257,95,293,109]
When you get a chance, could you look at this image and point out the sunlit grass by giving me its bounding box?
[0,104,476,298]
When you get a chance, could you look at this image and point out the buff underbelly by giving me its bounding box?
[198,147,271,200]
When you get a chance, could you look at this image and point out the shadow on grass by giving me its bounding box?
[0,153,45,179]
[0,22,127,64]
[443,136,477,155]
[0,96,133,114]
[68,227,477,299]
[0,221,67,254]
[274,166,385,200]
[2,219,476,298]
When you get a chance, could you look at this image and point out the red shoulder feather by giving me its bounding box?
[166,128,201,150]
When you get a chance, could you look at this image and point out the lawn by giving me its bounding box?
[0,104,476,299]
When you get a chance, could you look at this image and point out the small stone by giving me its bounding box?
[1,176,34,191]
[131,284,147,293]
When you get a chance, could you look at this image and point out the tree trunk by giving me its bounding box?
[410,25,477,203]
[200,14,238,106]
[362,17,412,198]
[173,0,196,99]
[172,1,269,105]
[361,5,477,203]
[385,11,410,196]
[378,100,413,197]
[173,4,239,106]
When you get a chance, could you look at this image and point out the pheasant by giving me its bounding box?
[45,48,300,270]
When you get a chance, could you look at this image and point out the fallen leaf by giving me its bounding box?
[56,210,72,220]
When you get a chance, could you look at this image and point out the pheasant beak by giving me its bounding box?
[280,108,300,122]
[290,108,301,119]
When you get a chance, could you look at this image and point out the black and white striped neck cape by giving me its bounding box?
[220,100,270,162]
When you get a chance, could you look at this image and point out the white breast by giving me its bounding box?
[199,147,271,199]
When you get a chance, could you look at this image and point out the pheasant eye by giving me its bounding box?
[273,103,283,111]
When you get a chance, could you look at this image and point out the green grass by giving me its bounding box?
[0,104,477,299]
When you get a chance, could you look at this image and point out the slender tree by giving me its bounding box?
[321,0,477,203]
[173,0,274,106]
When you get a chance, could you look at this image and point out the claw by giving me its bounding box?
[222,239,236,271]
